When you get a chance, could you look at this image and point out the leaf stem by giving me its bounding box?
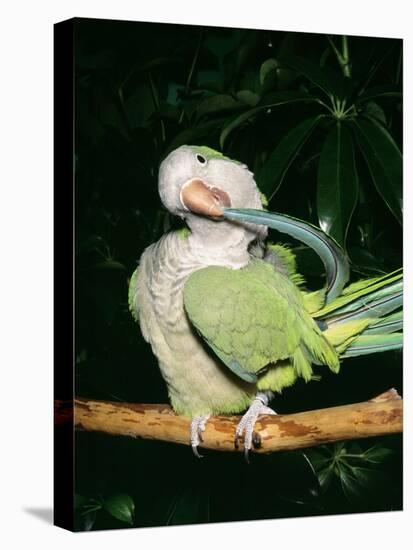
[148,72,166,143]
[327,35,351,78]
[315,98,335,116]
[342,36,351,78]
[327,36,343,64]
[340,453,365,459]
[178,28,204,125]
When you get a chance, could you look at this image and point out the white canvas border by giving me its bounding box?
[0,1,410,548]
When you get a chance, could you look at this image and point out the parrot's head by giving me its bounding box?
[158,145,267,245]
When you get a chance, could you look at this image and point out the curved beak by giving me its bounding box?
[180,178,231,217]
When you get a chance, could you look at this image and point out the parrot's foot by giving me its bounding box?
[234,393,277,463]
[190,414,211,459]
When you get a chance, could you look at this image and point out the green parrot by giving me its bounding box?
[128,145,402,460]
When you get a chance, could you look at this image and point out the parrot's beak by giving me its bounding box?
[180,178,231,217]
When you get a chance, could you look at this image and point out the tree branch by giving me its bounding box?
[55,389,402,454]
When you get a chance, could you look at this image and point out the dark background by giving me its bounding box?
[72,18,402,530]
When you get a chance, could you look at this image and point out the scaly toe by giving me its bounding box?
[190,414,211,458]
[234,393,277,462]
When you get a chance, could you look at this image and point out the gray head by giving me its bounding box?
[158,145,267,243]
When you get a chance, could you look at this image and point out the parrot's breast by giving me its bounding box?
[132,231,256,416]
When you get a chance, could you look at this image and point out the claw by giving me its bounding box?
[234,393,277,462]
[252,431,262,449]
[190,414,211,458]
[192,445,204,459]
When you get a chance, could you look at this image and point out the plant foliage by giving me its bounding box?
[73,19,402,529]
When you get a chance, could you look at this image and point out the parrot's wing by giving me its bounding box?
[183,259,338,384]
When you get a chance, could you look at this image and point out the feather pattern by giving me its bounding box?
[129,146,402,419]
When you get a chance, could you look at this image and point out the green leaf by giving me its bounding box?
[259,58,278,90]
[165,487,210,526]
[353,117,402,223]
[89,260,127,271]
[74,494,101,531]
[258,115,325,201]
[157,101,181,121]
[196,70,225,93]
[76,234,106,255]
[363,445,394,463]
[355,43,397,98]
[339,466,365,501]
[219,91,319,148]
[165,118,225,155]
[307,441,396,500]
[355,86,402,105]
[122,83,156,131]
[74,494,88,509]
[120,56,172,100]
[194,94,242,120]
[306,447,336,492]
[103,494,135,525]
[206,34,238,59]
[305,447,331,469]
[317,122,359,247]
[236,90,260,107]
[255,90,321,109]
[348,246,387,276]
[339,465,389,505]
[82,511,97,531]
[362,101,386,126]
[278,53,339,98]
[318,465,335,491]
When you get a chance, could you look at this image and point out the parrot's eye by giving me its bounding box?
[196,154,206,164]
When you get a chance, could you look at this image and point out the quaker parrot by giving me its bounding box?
[128,145,402,460]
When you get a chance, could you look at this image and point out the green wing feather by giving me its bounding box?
[183,259,339,385]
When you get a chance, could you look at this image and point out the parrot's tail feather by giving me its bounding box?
[339,333,403,358]
[363,310,403,335]
[314,269,402,319]
[324,286,402,325]
[314,269,403,358]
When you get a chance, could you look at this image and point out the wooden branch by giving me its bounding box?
[55,389,402,454]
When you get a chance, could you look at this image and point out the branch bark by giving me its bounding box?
[55,389,402,454]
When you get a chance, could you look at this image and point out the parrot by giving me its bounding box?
[128,145,403,460]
